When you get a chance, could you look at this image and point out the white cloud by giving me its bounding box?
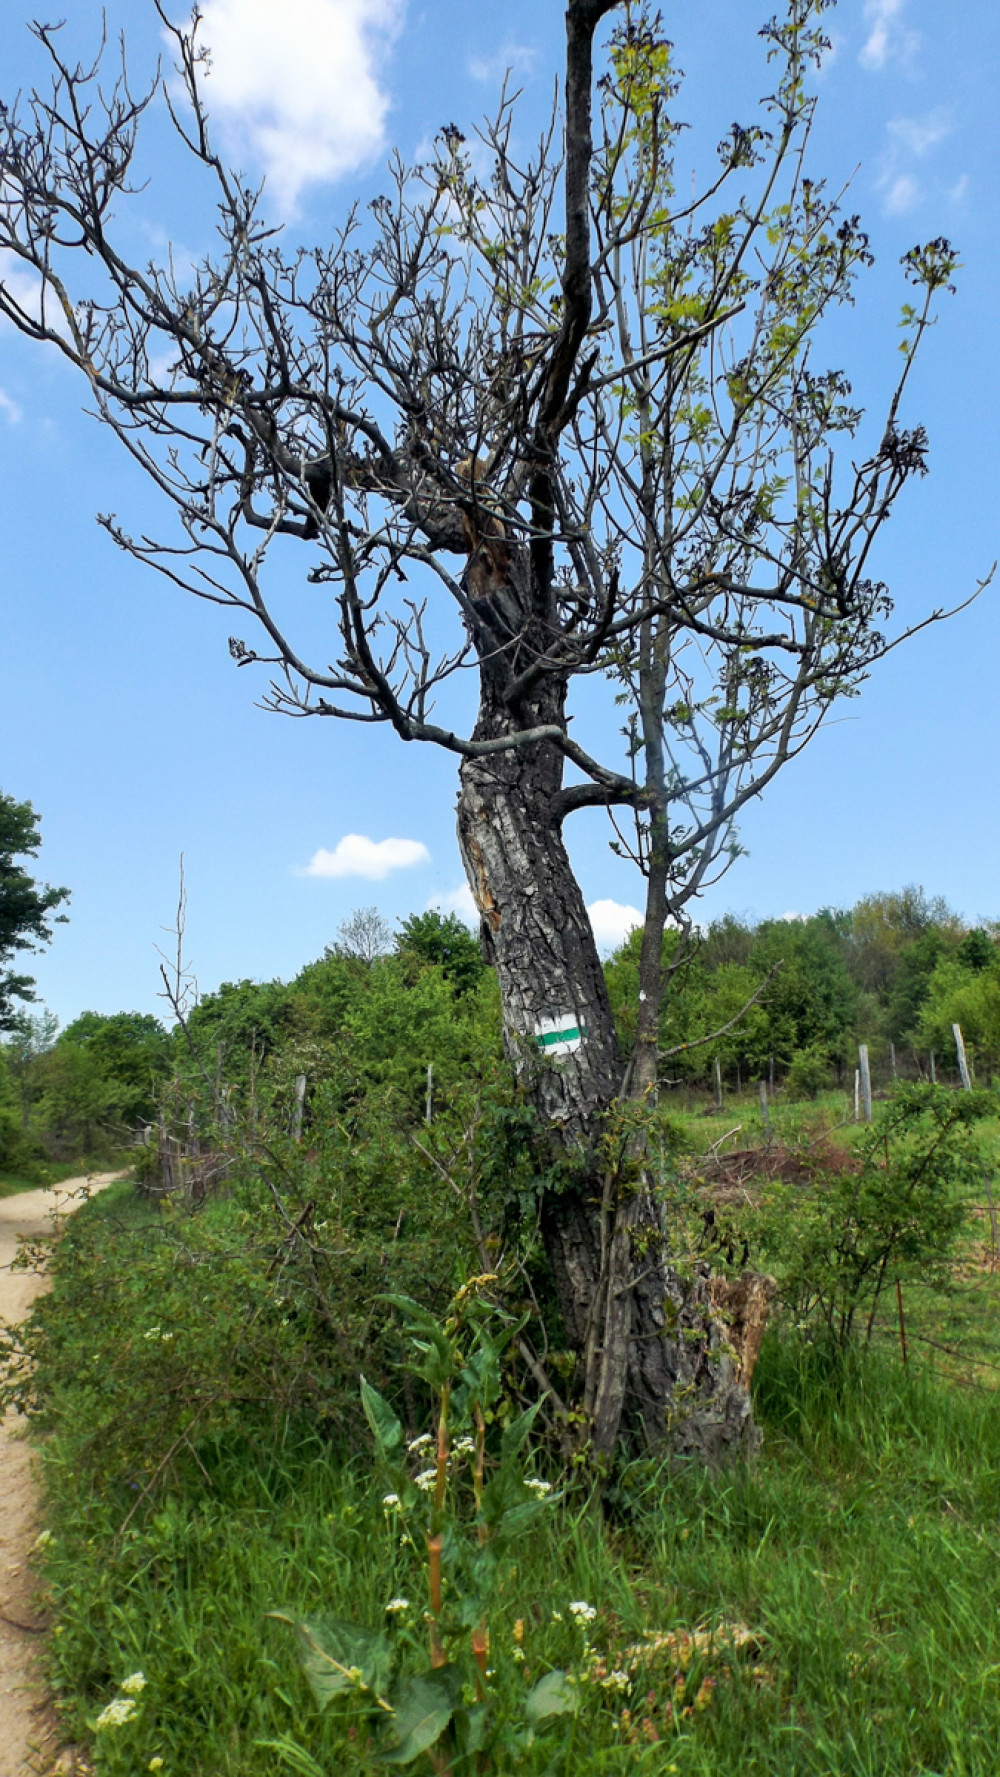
[587,899,643,951]
[887,110,952,158]
[0,388,22,423]
[194,0,405,215]
[0,250,63,339]
[882,172,920,215]
[427,883,478,925]
[468,41,540,86]
[858,0,918,71]
[875,109,951,218]
[303,834,430,879]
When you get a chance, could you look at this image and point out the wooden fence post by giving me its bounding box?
[982,1175,999,1270]
[759,1079,771,1135]
[929,1050,936,1085]
[425,1062,434,1126]
[292,1074,307,1142]
[713,1055,724,1112]
[953,1022,972,1091]
[854,1069,860,1122]
[858,1044,872,1123]
[896,1279,908,1367]
[889,1041,897,1081]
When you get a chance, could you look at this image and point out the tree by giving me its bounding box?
[1,1006,59,1142]
[58,1010,172,1124]
[845,886,963,1000]
[331,906,394,965]
[0,792,69,1029]
[0,0,979,1458]
[397,910,486,995]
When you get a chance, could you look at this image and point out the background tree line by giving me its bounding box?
[5,887,999,1178]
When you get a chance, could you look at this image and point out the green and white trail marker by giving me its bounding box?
[533,1012,584,1057]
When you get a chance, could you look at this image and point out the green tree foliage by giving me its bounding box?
[0,791,69,1028]
[844,888,963,1006]
[184,978,298,1079]
[395,911,486,997]
[916,956,1000,1079]
[31,1040,122,1159]
[58,1011,172,1124]
[605,887,981,1090]
[0,1009,59,1171]
[2,1009,171,1168]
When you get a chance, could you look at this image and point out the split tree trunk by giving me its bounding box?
[457,682,758,1464]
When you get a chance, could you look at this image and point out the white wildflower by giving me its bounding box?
[385,1597,410,1615]
[143,1327,161,1340]
[602,1669,630,1692]
[382,1493,401,1510]
[524,1477,553,1496]
[451,1436,475,1457]
[569,1601,597,1622]
[95,1697,138,1730]
[414,1469,437,1492]
[120,1672,146,1695]
[407,1433,433,1454]
[551,1609,563,1622]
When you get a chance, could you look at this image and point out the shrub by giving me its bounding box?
[784,1045,833,1100]
[760,1084,991,1347]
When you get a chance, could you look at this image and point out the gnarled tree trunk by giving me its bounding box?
[457,674,759,1464]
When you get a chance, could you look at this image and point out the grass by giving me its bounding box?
[0,1156,121,1198]
[32,1325,1000,1774]
[14,1157,999,1777]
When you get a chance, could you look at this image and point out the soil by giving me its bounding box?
[0,1175,122,1777]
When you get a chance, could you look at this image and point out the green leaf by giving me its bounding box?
[270,1612,392,1710]
[254,1739,328,1777]
[453,1701,490,1755]
[498,1495,552,1539]
[377,1295,456,1377]
[525,1669,579,1724]
[381,1668,456,1765]
[499,1397,543,1464]
[360,1376,404,1456]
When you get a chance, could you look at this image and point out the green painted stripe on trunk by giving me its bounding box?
[536,1026,581,1048]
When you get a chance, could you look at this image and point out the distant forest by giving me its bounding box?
[2,888,998,1172]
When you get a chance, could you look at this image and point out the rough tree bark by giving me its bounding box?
[455,523,756,1459]
[457,697,757,1460]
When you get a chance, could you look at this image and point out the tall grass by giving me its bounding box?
[31,1195,1000,1777]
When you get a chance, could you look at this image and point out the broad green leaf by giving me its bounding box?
[498,1494,552,1539]
[525,1669,579,1724]
[360,1375,403,1456]
[378,1295,455,1374]
[453,1701,490,1755]
[270,1611,392,1710]
[499,1397,543,1463]
[381,1668,456,1765]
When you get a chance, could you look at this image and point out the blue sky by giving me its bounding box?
[0,0,997,1026]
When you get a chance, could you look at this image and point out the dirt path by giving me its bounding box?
[0,1175,123,1777]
